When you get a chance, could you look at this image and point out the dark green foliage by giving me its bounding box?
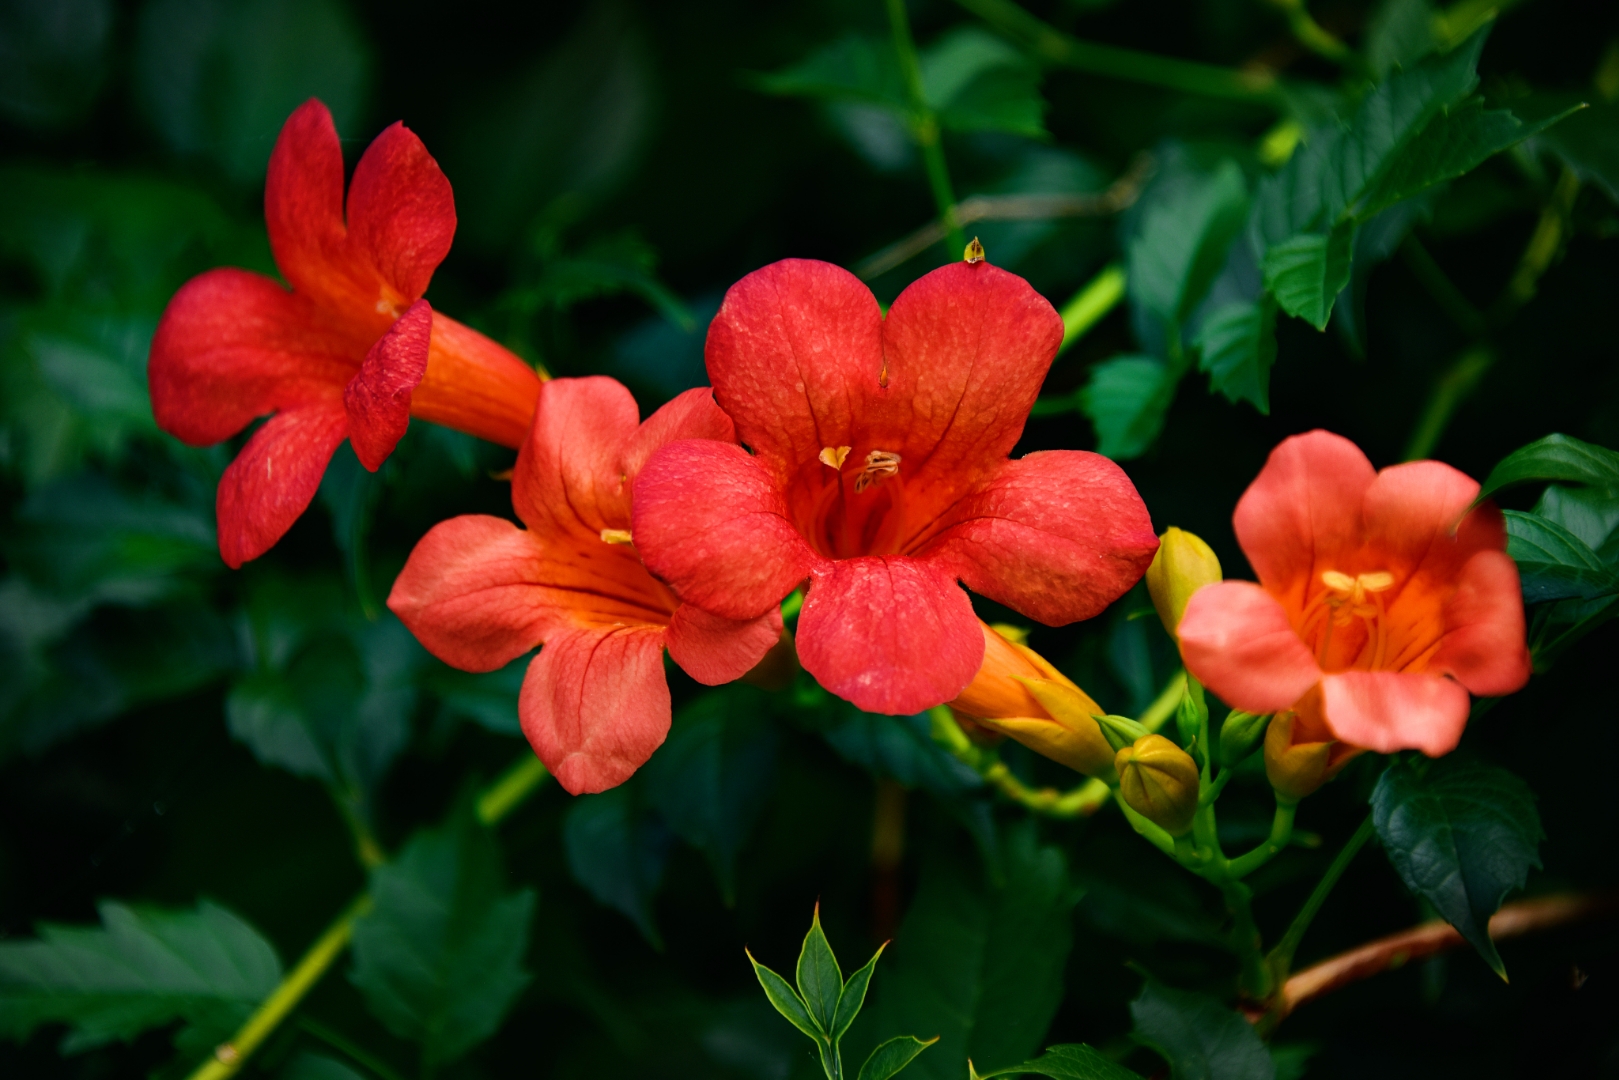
[973,1044,1144,1080]
[1129,982,1274,1080]
[563,783,672,946]
[1371,758,1544,976]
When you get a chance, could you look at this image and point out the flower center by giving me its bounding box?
[806,447,908,558]
[1301,569,1396,671]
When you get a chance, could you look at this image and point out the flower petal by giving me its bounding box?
[925,450,1158,625]
[704,258,885,480]
[1320,670,1472,756]
[264,99,363,314]
[1430,549,1532,696]
[633,438,821,620]
[344,299,432,471]
[512,376,641,538]
[386,515,554,671]
[665,603,784,686]
[620,386,736,485]
[1362,459,1491,582]
[412,311,541,450]
[796,556,983,714]
[1233,430,1376,598]
[149,268,362,446]
[345,120,456,304]
[519,624,671,794]
[1178,581,1322,712]
[876,261,1063,508]
[216,404,349,568]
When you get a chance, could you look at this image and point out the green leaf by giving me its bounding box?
[562,784,671,947]
[831,943,886,1041]
[924,27,1046,139]
[1129,981,1275,1080]
[0,899,280,1055]
[349,808,535,1067]
[509,231,693,329]
[278,1052,366,1080]
[425,659,525,737]
[974,1043,1144,1079]
[1534,100,1619,203]
[1365,0,1439,78]
[1371,758,1544,977]
[1194,297,1277,413]
[1534,484,1619,556]
[0,0,113,130]
[1078,356,1177,460]
[1129,160,1249,334]
[796,906,844,1034]
[859,1035,940,1080]
[820,707,982,796]
[1476,433,1619,504]
[857,823,1080,1080]
[1504,510,1619,603]
[755,34,905,110]
[1261,225,1355,330]
[748,951,822,1041]
[133,0,372,183]
[642,687,780,902]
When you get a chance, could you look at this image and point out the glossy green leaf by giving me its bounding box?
[1194,297,1276,413]
[1476,433,1619,504]
[349,809,535,1067]
[1129,160,1248,335]
[1261,225,1355,330]
[832,943,887,1041]
[859,1035,939,1080]
[974,1043,1144,1079]
[1129,981,1274,1080]
[563,785,671,947]
[1079,355,1177,460]
[1504,510,1619,603]
[643,687,780,902]
[796,906,844,1034]
[1534,484,1619,556]
[0,900,280,1056]
[748,951,822,1040]
[857,824,1080,1080]
[1371,758,1543,977]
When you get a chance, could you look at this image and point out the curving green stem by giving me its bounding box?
[1267,812,1375,983]
[1226,798,1298,878]
[886,0,966,254]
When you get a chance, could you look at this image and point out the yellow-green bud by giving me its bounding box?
[1217,710,1271,768]
[1115,734,1200,837]
[1094,713,1150,754]
[1145,527,1222,638]
[1262,711,1332,801]
[1174,679,1208,749]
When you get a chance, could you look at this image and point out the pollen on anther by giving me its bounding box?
[819,446,852,470]
[600,528,634,545]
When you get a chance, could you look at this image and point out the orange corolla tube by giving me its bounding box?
[148,98,541,568]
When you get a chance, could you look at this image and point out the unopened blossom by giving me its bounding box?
[388,377,781,795]
[1178,430,1531,759]
[631,259,1158,715]
[149,98,541,567]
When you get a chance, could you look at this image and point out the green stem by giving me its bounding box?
[1264,0,1362,70]
[1402,345,1494,461]
[1400,238,1489,340]
[1057,263,1126,355]
[1226,798,1297,878]
[185,755,550,1080]
[1118,797,1178,856]
[1217,877,1273,1000]
[954,0,1284,103]
[1139,669,1187,734]
[299,1017,408,1080]
[1266,813,1374,981]
[887,0,965,254]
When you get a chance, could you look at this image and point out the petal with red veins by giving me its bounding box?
[519,624,671,794]
[1430,549,1532,696]
[620,386,736,485]
[264,99,355,311]
[149,268,362,446]
[924,450,1158,625]
[1321,670,1472,756]
[216,404,349,568]
[345,120,456,304]
[633,439,821,620]
[704,259,884,479]
[345,299,432,471]
[386,515,556,671]
[1178,581,1322,713]
[1233,430,1376,597]
[875,262,1063,502]
[665,604,784,686]
[513,376,641,538]
[796,556,983,715]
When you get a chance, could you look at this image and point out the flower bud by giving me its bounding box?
[1094,712,1150,754]
[1145,527,1222,638]
[1174,679,1207,749]
[1262,688,1360,800]
[1217,710,1270,768]
[1115,734,1200,836]
[948,622,1116,778]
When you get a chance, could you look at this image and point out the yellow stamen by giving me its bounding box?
[600,528,634,545]
[819,445,852,470]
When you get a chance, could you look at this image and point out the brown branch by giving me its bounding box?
[1253,892,1619,1027]
[854,153,1154,281]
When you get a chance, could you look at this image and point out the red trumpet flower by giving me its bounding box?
[631,259,1158,715]
[149,99,541,568]
[388,377,782,795]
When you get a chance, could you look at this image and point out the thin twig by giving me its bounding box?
[855,154,1154,281]
[1254,892,1619,1027]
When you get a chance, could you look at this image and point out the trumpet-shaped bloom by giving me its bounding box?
[387,377,782,795]
[1178,430,1531,758]
[632,259,1158,715]
[149,98,541,567]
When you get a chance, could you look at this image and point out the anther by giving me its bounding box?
[854,450,901,493]
[819,446,852,470]
[600,529,634,545]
